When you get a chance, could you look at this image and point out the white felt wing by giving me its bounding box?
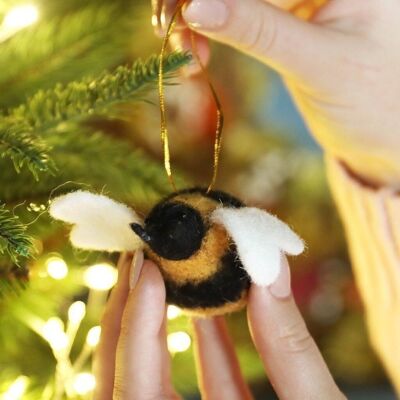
[49,191,143,252]
[211,207,304,286]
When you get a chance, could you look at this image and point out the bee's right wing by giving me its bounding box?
[212,207,304,286]
[49,190,143,252]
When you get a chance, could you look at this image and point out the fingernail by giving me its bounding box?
[269,255,291,299]
[116,252,131,284]
[129,249,144,290]
[183,0,229,30]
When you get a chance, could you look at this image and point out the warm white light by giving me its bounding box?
[151,14,158,28]
[167,305,182,320]
[86,326,101,347]
[42,317,68,351]
[42,317,64,338]
[167,331,191,354]
[3,4,39,30]
[3,376,29,400]
[68,301,86,325]
[46,256,68,280]
[72,372,96,395]
[84,263,117,291]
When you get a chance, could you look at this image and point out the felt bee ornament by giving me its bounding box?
[49,1,304,317]
[49,188,304,316]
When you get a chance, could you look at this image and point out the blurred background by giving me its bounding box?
[0,0,396,398]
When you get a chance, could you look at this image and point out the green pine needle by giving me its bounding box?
[10,51,192,131]
[0,51,190,180]
[0,123,55,180]
[0,205,33,264]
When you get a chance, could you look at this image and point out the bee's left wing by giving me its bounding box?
[49,190,143,252]
[212,207,304,286]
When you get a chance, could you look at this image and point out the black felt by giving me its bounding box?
[143,201,205,260]
[164,246,251,308]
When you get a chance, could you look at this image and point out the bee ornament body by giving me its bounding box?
[131,188,251,316]
[49,188,304,317]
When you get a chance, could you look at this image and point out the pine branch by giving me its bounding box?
[9,52,191,131]
[0,51,190,179]
[0,3,137,108]
[0,122,55,179]
[0,129,186,208]
[0,205,33,264]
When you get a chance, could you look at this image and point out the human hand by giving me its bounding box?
[152,0,400,187]
[93,252,344,399]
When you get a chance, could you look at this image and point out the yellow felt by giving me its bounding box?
[181,289,248,317]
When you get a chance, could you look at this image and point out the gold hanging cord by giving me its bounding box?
[158,0,224,193]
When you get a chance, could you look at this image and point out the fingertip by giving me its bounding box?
[247,281,292,337]
[170,30,210,76]
[121,260,166,338]
[115,252,133,291]
[248,282,273,309]
[136,260,166,303]
[248,255,292,315]
[114,260,169,399]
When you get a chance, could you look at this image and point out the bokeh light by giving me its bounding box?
[2,4,39,30]
[3,376,29,400]
[83,263,117,291]
[167,305,182,320]
[72,372,96,395]
[86,326,101,348]
[46,256,68,280]
[167,331,191,354]
[41,318,68,352]
[68,301,86,325]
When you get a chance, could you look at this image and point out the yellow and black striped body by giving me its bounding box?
[143,188,251,317]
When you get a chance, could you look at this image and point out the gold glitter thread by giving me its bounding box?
[158,1,186,191]
[190,31,224,193]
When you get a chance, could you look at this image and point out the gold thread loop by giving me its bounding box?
[158,1,185,191]
[158,0,224,193]
[190,31,224,193]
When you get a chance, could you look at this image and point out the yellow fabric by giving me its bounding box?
[326,157,400,394]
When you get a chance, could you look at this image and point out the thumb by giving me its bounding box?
[182,0,338,86]
[247,257,344,399]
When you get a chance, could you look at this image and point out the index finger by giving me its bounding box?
[113,261,177,399]
[93,252,133,400]
[247,257,345,400]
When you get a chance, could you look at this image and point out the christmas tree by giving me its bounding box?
[0,0,392,398]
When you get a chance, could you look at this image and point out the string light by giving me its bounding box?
[68,301,86,325]
[42,317,64,337]
[167,305,182,320]
[167,331,191,354]
[83,263,117,291]
[86,326,101,348]
[46,256,68,280]
[2,4,39,30]
[42,318,68,352]
[3,376,29,400]
[72,373,96,395]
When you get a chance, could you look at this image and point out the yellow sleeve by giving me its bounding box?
[326,156,400,393]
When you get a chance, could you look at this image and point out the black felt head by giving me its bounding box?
[131,201,205,261]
